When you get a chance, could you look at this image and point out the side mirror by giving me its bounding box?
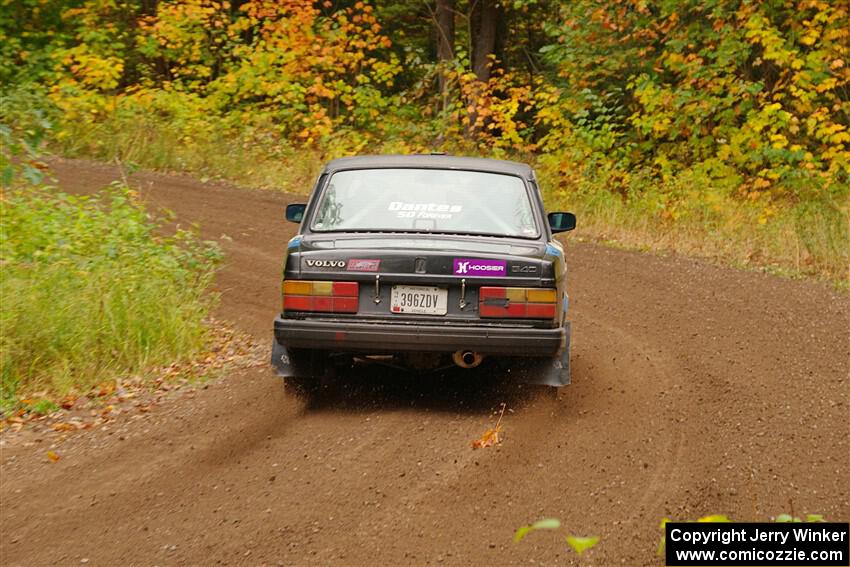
[286,204,306,223]
[548,212,576,233]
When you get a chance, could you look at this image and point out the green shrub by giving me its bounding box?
[0,184,221,407]
[0,86,54,188]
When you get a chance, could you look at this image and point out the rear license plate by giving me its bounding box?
[390,285,448,315]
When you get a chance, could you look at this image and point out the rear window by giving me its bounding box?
[310,168,539,238]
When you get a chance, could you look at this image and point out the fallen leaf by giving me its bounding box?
[95,382,116,397]
[514,518,561,543]
[47,451,61,462]
[697,514,731,523]
[60,395,78,409]
[565,535,600,555]
[471,427,501,449]
[52,423,77,432]
[471,402,506,449]
[657,517,671,556]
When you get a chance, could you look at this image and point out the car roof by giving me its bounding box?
[322,154,535,180]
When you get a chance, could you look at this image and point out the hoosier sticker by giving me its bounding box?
[453,258,507,277]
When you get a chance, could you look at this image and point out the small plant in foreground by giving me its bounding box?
[775,514,826,523]
[513,518,600,557]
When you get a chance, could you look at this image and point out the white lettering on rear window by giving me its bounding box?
[388,202,462,220]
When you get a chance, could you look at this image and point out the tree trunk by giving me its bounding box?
[435,0,455,97]
[472,0,498,82]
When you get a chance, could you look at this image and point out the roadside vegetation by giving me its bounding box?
[2,0,847,280]
[0,128,221,411]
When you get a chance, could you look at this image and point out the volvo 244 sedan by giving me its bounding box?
[271,155,576,391]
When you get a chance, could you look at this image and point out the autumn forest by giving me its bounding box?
[1,0,848,276]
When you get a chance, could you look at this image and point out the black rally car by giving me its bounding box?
[271,155,576,388]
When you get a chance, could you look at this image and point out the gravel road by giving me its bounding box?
[2,158,847,566]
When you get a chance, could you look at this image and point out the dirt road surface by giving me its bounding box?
[2,158,848,566]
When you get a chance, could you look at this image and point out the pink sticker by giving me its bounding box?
[347,259,381,272]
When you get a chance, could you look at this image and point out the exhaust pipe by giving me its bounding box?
[452,350,484,369]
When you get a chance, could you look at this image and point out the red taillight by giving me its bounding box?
[283,280,359,313]
[283,295,313,311]
[479,287,557,319]
[526,303,556,318]
[332,281,358,297]
[479,287,506,300]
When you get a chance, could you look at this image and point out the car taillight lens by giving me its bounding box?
[479,287,557,319]
[282,280,359,313]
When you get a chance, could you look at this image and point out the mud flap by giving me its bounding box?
[519,322,571,387]
[271,340,331,379]
[271,339,299,377]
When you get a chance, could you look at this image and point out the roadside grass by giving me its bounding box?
[546,182,849,281]
[55,101,321,194]
[0,184,222,410]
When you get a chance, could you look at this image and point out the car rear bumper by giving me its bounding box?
[273,316,569,356]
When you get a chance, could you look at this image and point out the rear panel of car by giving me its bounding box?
[280,236,567,330]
